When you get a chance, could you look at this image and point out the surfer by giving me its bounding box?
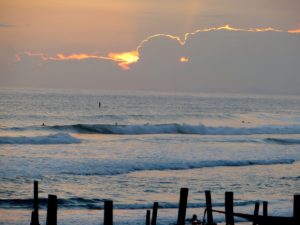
[41,123,46,126]
[99,101,101,108]
[187,215,201,225]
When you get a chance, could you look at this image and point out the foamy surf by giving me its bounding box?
[0,133,81,145]
[4,123,300,135]
[50,123,300,135]
[0,197,257,210]
[59,158,295,176]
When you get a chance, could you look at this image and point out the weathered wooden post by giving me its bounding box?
[263,201,268,217]
[146,209,151,225]
[104,200,113,225]
[46,195,57,225]
[34,181,39,217]
[30,181,40,225]
[30,211,39,225]
[205,190,214,225]
[294,195,300,225]
[151,202,158,225]
[225,192,234,225]
[177,188,189,225]
[252,202,259,225]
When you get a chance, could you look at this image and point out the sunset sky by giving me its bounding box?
[1,0,300,94]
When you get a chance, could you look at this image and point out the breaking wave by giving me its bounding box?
[265,138,300,145]
[60,158,295,176]
[0,197,256,210]
[41,123,300,135]
[0,133,81,145]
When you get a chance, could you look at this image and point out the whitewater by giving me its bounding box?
[0,88,300,225]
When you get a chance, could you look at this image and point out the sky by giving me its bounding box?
[1,0,300,94]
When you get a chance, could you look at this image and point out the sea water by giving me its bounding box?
[0,88,300,225]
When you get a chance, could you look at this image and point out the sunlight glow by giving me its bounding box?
[55,53,108,60]
[16,25,299,70]
[249,27,283,32]
[179,57,189,63]
[15,52,110,62]
[107,50,139,70]
[288,28,300,34]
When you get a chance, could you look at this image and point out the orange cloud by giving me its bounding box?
[288,28,300,34]
[16,52,110,62]
[16,51,139,70]
[16,25,299,70]
[55,53,109,60]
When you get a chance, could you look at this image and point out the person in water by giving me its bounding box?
[188,215,201,225]
[99,102,101,108]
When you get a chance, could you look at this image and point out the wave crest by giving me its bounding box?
[0,133,81,145]
[60,159,295,176]
[47,123,300,135]
[0,197,257,210]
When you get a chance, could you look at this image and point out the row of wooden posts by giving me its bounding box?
[30,181,299,225]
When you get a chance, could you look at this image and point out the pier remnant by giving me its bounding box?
[263,201,268,217]
[104,200,113,225]
[205,190,214,225]
[46,195,57,225]
[252,202,259,225]
[30,181,40,225]
[294,195,300,225]
[146,210,151,225]
[177,188,189,225]
[151,202,158,225]
[225,192,234,225]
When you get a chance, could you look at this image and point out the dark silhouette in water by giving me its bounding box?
[187,215,201,225]
[99,102,101,108]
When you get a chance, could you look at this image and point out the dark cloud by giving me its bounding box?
[129,29,300,94]
[0,23,15,28]
[1,29,300,94]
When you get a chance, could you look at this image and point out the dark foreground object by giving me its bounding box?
[30,181,300,225]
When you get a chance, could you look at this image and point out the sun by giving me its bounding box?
[108,50,139,70]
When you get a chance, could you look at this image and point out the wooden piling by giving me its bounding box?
[104,200,113,225]
[30,181,40,225]
[177,188,189,225]
[30,211,39,225]
[225,192,234,225]
[252,202,259,225]
[46,195,57,225]
[294,195,300,225]
[263,201,268,217]
[146,210,151,225]
[212,208,293,225]
[34,181,39,221]
[205,190,214,225]
[151,202,158,225]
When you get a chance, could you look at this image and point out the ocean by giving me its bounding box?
[0,88,299,225]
